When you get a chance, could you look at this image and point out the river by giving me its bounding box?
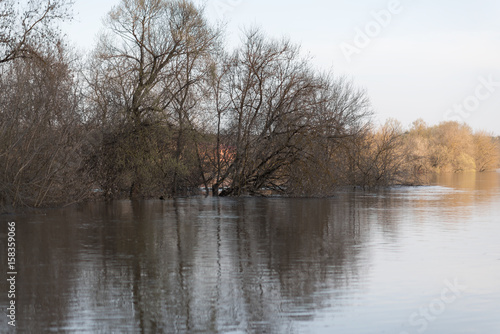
[1,171,499,333]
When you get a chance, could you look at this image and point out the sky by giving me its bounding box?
[63,0,500,135]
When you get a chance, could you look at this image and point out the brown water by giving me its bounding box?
[1,172,500,333]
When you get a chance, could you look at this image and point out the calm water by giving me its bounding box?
[1,172,500,333]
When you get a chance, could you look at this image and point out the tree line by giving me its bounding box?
[1,0,499,211]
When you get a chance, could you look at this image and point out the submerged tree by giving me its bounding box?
[6,0,499,212]
[207,30,372,196]
[86,0,219,198]
[0,42,90,211]
[217,30,322,195]
[285,76,372,194]
[0,0,91,212]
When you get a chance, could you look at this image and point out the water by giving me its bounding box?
[1,172,500,333]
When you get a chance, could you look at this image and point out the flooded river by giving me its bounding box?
[1,172,499,333]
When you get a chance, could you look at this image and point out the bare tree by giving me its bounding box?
[209,30,372,196]
[198,47,233,195]
[0,0,73,63]
[86,0,219,198]
[212,30,319,195]
[0,41,90,211]
[88,0,217,126]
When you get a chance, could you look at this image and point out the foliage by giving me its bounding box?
[406,120,499,174]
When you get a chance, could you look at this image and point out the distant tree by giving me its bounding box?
[402,120,499,174]
[332,119,423,188]
[473,131,499,172]
[428,122,475,172]
[405,119,432,174]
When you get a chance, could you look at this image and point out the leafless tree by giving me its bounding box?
[209,30,372,196]
[86,0,219,197]
[286,76,372,194]
[0,41,90,211]
[0,0,73,63]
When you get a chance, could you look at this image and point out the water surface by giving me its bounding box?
[1,172,500,333]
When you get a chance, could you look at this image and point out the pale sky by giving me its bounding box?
[63,0,500,135]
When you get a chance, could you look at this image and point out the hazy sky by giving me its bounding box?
[63,0,500,134]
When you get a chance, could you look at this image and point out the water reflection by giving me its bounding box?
[0,172,499,333]
[0,198,372,333]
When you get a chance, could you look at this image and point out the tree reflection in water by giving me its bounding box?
[4,171,500,333]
